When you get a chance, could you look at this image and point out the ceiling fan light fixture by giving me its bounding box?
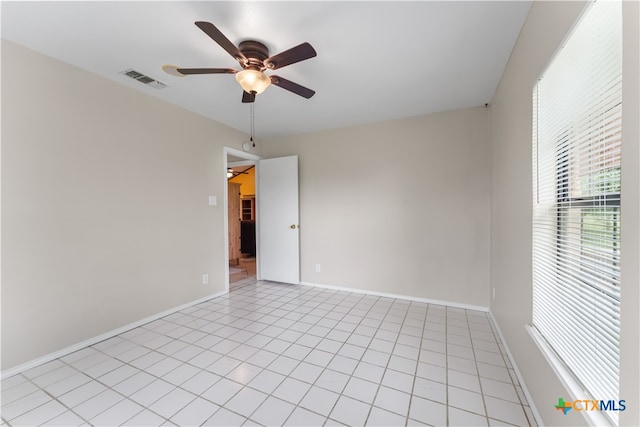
[227,168,234,178]
[235,69,271,94]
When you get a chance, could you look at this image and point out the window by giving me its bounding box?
[531,0,622,423]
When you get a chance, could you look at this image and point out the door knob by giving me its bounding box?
[290,224,297,229]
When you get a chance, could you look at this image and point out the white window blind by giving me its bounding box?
[532,0,622,420]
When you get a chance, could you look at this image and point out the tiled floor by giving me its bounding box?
[1,278,538,426]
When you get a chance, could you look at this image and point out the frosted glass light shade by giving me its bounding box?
[235,70,271,94]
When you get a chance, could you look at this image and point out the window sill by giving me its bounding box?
[525,325,615,427]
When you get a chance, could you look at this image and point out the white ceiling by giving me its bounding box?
[1,1,531,140]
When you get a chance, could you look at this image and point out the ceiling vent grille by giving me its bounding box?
[120,68,167,89]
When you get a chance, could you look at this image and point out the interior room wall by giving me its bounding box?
[1,40,248,371]
[229,167,256,197]
[490,1,640,426]
[262,107,491,309]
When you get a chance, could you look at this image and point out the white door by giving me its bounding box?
[257,155,300,284]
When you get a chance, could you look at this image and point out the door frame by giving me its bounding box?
[223,146,261,292]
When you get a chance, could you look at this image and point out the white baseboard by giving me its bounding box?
[300,281,489,312]
[488,312,544,427]
[1,290,228,380]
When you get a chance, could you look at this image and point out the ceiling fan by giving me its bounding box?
[163,21,317,103]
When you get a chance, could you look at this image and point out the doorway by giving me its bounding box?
[224,147,260,291]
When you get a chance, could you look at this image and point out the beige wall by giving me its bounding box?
[1,40,248,370]
[262,107,491,308]
[490,1,640,426]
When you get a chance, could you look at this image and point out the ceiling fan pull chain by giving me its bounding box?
[251,102,256,147]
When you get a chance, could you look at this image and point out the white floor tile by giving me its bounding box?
[248,369,286,394]
[328,355,358,375]
[448,354,478,374]
[366,406,406,426]
[112,371,156,396]
[31,365,78,388]
[413,377,447,404]
[2,281,535,427]
[129,379,175,407]
[69,350,110,376]
[369,338,395,353]
[148,387,196,419]
[353,361,385,384]
[330,395,371,426]
[290,361,323,384]
[89,398,144,426]
[122,409,167,426]
[448,368,482,393]
[419,349,447,367]
[304,348,334,367]
[84,357,125,378]
[485,395,530,426]
[162,362,201,386]
[267,355,299,376]
[283,343,312,360]
[98,364,139,387]
[481,377,521,403]
[283,407,326,427]
[1,380,39,405]
[448,385,486,415]
[299,386,340,416]
[449,407,490,427]
[342,376,378,404]
[224,387,268,418]
[373,386,410,416]
[203,407,247,426]
[58,380,108,408]
[129,350,167,370]
[205,355,242,376]
[8,399,67,426]
[381,368,414,393]
[116,345,151,363]
[73,389,124,420]
[225,362,262,385]
[316,338,342,353]
[244,348,278,367]
[416,362,447,383]
[315,369,350,393]
[42,410,86,426]
[272,377,312,405]
[477,362,512,382]
[249,396,295,426]
[362,349,391,367]
[201,377,243,405]
[188,349,222,369]
[170,397,219,426]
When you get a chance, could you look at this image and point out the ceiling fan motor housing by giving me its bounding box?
[238,40,270,70]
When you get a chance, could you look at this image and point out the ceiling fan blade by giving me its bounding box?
[195,21,247,63]
[242,91,256,103]
[176,67,236,75]
[270,76,315,99]
[264,42,316,70]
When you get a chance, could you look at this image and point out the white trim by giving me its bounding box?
[300,281,489,312]
[487,315,544,427]
[526,325,614,427]
[1,290,227,380]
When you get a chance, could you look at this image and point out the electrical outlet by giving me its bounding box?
[315,264,321,273]
[202,274,209,285]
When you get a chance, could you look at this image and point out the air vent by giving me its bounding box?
[120,68,168,89]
